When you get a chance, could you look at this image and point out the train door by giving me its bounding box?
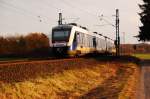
[93,37,96,49]
[76,33,80,44]
[72,33,78,50]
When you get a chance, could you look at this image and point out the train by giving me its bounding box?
[51,23,116,57]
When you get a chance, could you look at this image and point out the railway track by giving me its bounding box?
[0,52,118,65]
[0,56,97,83]
[0,57,83,65]
[0,53,100,65]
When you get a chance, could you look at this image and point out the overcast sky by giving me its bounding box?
[0,0,143,43]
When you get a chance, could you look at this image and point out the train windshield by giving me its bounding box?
[52,30,70,42]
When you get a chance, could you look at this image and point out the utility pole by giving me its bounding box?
[58,13,62,25]
[123,32,125,44]
[98,9,120,56]
[115,9,120,56]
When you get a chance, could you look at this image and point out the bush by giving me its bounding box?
[0,33,50,58]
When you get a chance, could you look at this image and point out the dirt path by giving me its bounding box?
[137,60,150,99]
[80,66,134,99]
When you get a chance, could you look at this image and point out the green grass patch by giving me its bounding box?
[132,54,150,59]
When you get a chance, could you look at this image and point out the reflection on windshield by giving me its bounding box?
[52,30,70,42]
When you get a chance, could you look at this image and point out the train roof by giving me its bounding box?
[52,23,88,30]
[52,24,73,30]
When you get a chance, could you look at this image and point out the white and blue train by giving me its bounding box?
[51,23,116,56]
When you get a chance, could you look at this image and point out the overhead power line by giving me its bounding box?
[58,0,98,18]
[0,2,37,20]
[98,15,115,27]
[0,0,55,24]
[0,1,38,18]
[41,0,60,10]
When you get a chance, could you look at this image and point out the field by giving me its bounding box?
[0,56,140,99]
[132,54,150,60]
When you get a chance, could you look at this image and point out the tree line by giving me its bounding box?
[0,33,50,57]
[120,43,150,54]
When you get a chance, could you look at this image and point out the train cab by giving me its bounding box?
[52,25,72,56]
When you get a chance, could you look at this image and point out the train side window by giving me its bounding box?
[89,36,90,47]
[88,35,89,47]
[80,33,82,44]
[85,34,87,47]
[79,33,82,45]
[79,33,82,44]
[86,34,88,47]
[91,37,93,47]
[93,37,96,48]
[89,35,91,47]
[91,36,92,47]
[82,33,84,45]
[97,38,99,48]
[87,35,88,47]
[83,33,85,45]
[90,36,92,47]
[79,33,81,44]
[83,34,85,46]
[76,32,80,44]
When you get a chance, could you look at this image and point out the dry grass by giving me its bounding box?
[0,58,139,99]
[119,63,140,99]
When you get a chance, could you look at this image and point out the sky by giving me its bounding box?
[0,0,144,44]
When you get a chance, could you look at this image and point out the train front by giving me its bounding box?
[51,25,72,56]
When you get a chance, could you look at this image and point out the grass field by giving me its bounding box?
[0,57,139,99]
[132,54,150,60]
